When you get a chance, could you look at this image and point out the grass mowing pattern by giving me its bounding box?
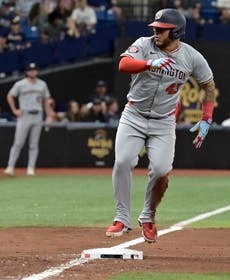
[0,175,229,228]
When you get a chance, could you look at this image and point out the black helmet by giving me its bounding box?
[149,8,186,40]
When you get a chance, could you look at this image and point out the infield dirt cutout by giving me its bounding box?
[0,168,230,280]
[0,228,230,279]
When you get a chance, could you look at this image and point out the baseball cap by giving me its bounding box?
[26,62,38,71]
[96,80,106,87]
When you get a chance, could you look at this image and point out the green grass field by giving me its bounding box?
[0,174,230,280]
[0,174,229,228]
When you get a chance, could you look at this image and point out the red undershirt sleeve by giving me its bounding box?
[202,101,215,121]
[119,56,150,74]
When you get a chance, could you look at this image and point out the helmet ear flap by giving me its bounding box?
[169,29,175,40]
[169,27,184,40]
[151,9,186,40]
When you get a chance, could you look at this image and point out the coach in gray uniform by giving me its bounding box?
[4,63,54,176]
[106,9,216,242]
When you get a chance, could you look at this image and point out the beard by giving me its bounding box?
[154,37,173,49]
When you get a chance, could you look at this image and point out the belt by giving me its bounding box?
[27,110,40,115]
[127,101,175,119]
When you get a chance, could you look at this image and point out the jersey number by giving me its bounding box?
[166,83,182,95]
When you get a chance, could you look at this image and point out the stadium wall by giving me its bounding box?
[0,124,229,169]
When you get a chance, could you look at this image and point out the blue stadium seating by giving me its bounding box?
[95,9,107,21]
[87,25,118,56]
[23,42,53,69]
[54,37,86,63]
[0,50,20,73]
[22,26,40,43]
[201,7,220,22]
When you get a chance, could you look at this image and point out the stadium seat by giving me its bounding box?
[95,8,107,21]
[201,0,214,7]
[23,42,53,68]
[87,25,118,56]
[106,9,116,21]
[54,37,86,63]
[0,50,20,74]
[201,7,220,22]
[22,26,40,43]
[88,0,108,8]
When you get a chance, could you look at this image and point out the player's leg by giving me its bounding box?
[138,117,176,242]
[106,122,145,236]
[27,122,42,175]
[5,117,31,175]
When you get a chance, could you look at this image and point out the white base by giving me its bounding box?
[81,248,143,260]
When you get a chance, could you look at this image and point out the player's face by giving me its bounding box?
[26,69,38,79]
[153,28,172,48]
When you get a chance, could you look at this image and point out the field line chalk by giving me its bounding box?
[21,204,230,280]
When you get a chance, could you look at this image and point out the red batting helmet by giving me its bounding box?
[149,8,186,40]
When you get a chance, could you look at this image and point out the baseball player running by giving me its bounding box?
[4,63,54,176]
[106,8,215,243]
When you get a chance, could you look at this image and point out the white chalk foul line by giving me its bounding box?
[21,205,230,280]
[21,258,88,280]
[112,204,230,249]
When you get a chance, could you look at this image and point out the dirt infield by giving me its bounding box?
[0,168,230,279]
[1,167,230,177]
[0,228,230,279]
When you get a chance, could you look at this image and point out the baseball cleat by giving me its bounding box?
[27,167,35,176]
[141,222,157,243]
[106,221,130,237]
[4,167,14,176]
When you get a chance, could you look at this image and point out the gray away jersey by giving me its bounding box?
[9,78,50,111]
[121,36,213,118]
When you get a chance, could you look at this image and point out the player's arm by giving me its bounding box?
[44,98,56,120]
[7,93,23,117]
[190,79,215,148]
[201,79,215,107]
[119,56,175,74]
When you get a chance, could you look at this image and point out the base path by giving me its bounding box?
[0,205,230,280]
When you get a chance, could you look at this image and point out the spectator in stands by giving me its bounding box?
[88,0,122,18]
[172,0,204,24]
[81,98,106,122]
[90,80,112,113]
[104,97,120,126]
[71,0,97,36]
[0,34,7,51]
[104,0,123,23]
[0,0,16,37]
[6,16,31,50]
[53,0,73,23]
[16,0,40,20]
[40,9,66,43]
[42,0,58,14]
[46,97,67,121]
[216,0,230,23]
[78,102,90,119]
[66,15,80,37]
[66,99,81,121]
[28,2,49,30]
[92,80,111,102]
